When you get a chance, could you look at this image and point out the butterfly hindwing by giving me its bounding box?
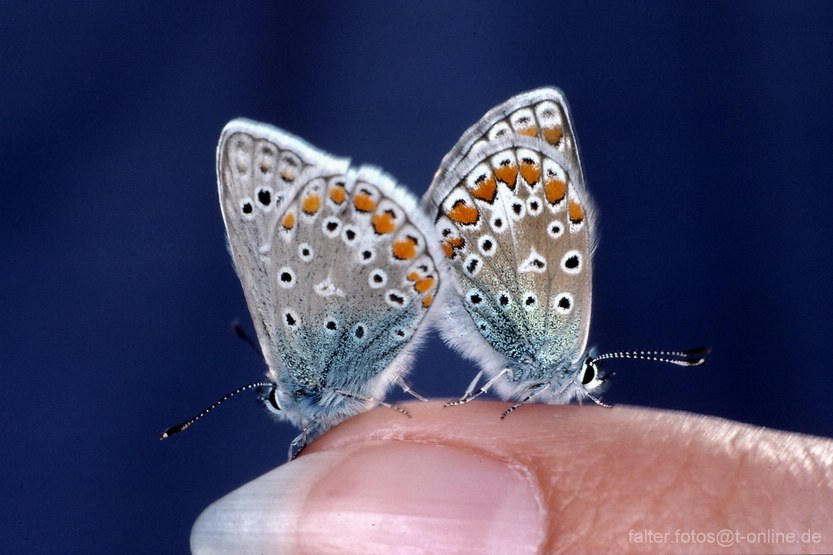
[423,88,596,402]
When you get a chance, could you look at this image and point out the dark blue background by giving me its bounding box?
[3,2,832,552]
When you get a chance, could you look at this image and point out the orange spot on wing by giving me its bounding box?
[519,159,541,186]
[568,200,585,224]
[301,193,321,215]
[518,126,538,137]
[441,236,465,259]
[494,164,518,189]
[544,178,566,205]
[422,294,434,308]
[353,192,376,212]
[392,236,418,260]
[371,210,396,234]
[448,199,479,225]
[543,125,563,146]
[329,184,346,204]
[470,175,497,203]
[407,271,420,281]
[414,276,435,294]
[281,212,295,230]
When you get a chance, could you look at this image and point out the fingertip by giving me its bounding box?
[192,402,833,553]
[308,401,833,552]
[192,437,542,553]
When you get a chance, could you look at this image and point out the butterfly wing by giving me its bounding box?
[218,120,441,430]
[423,88,596,401]
[218,120,347,364]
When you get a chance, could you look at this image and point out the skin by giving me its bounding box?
[191,401,833,554]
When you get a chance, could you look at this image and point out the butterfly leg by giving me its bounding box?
[461,369,485,399]
[394,376,428,402]
[584,390,612,408]
[446,368,511,407]
[335,389,412,418]
[288,429,310,460]
[500,382,551,419]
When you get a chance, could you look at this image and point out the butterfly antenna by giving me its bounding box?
[590,347,710,367]
[160,381,271,439]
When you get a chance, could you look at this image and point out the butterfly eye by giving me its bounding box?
[265,386,282,414]
[580,364,596,385]
[579,359,607,393]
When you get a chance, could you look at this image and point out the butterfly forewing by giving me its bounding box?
[428,88,586,204]
[217,120,350,361]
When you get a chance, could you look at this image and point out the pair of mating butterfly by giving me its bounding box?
[163,88,707,459]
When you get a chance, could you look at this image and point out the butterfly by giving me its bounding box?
[163,119,442,458]
[422,88,707,416]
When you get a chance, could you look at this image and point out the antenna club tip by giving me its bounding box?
[160,422,189,440]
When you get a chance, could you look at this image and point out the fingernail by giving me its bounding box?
[191,441,542,553]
